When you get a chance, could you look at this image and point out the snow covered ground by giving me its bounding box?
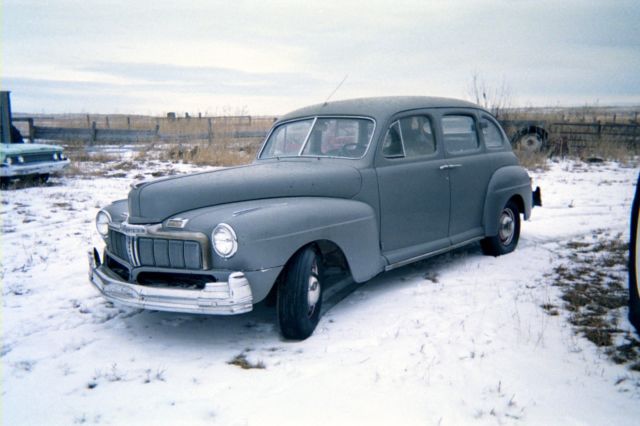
[1,159,638,425]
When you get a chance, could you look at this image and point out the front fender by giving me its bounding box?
[483,166,533,236]
[183,197,385,297]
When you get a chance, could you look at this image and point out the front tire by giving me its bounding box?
[277,246,323,340]
[481,200,521,256]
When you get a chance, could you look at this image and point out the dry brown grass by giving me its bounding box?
[161,138,260,167]
[514,148,549,171]
[547,231,640,372]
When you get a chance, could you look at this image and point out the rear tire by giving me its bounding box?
[481,200,521,256]
[277,246,323,340]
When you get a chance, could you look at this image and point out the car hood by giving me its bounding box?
[1,143,64,156]
[127,160,363,223]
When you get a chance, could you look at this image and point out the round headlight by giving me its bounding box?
[17,155,25,163]
[52,152,59,161]
[5,157,13,166]
[212,223,238,258]
[96,210,112,237]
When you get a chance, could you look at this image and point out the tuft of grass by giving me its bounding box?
[227,353,266,370]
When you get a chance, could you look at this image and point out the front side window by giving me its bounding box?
[442,115,479,154]
[259,117,374,159]
[382,115,436,159]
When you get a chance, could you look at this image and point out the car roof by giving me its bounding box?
[279,96,486,122]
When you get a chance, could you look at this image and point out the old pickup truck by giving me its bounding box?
[89,96,541,339]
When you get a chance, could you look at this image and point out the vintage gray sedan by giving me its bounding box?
[90,97,541,339]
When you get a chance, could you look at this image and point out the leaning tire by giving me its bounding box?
[629,173,640,333]
[277,246,323,340]
[481,199,521,256]
[516,133,545,152]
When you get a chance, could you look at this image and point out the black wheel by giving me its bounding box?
[277,246,323,340]
[481,199,521,256]
[629,173,640,333]
[37,174,50,184]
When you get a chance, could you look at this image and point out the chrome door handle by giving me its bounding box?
[439,164,462,170]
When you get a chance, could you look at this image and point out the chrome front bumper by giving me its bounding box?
[0,159,70,177]
[88,251,253,315]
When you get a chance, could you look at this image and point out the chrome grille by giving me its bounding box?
[23,152,58,163]
[108,229,202,270]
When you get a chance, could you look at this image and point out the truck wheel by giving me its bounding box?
[629,173,640,333]
[277,246,323,340]
[516,133,544,152]
[481,200,521,256]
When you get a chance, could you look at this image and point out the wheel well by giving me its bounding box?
[263,240,351,306]
[509,194,525,216]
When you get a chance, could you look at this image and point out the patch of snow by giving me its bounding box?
[1,160,638,425]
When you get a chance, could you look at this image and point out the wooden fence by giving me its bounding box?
[14,115,272,145]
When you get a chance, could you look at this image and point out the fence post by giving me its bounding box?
[86,115,91,128]
[105,116,110,129]
[91,121,97,144]
[208,118,213,146]
[127,116,131,129]
[27,118,35,141]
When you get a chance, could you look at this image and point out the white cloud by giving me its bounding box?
[3,0,639,113]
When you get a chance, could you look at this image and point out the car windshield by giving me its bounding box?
[259,117,375,159]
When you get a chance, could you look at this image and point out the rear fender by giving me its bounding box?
[483,166,533,236]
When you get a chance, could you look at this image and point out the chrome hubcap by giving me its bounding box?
[499,209,515,245]
[307,260,321,317]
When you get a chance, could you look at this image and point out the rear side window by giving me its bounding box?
[481,117,507,148]
[442,115,478,154]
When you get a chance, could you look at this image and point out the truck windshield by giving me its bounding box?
[259,117,375,159]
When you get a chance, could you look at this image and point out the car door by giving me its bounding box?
[440,111,493,244]
[375,112,451,265]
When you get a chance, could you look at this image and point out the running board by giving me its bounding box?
[384,237,484,272]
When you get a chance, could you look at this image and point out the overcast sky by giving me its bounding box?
[2,0,639,115]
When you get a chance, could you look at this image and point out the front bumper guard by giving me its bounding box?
[88,251,253,315]
[0,159,70,177]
